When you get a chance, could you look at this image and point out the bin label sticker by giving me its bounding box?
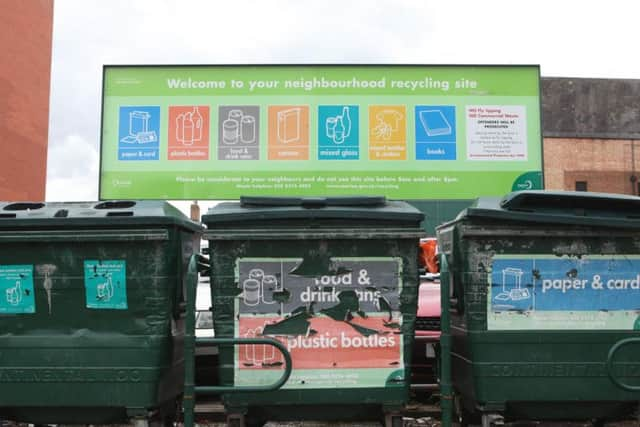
[234,257,404,389]
[488,255,640,330]
[84,260,127,310]
[0,265,35,314]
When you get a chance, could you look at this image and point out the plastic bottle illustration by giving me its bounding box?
[192,107,203,141]
[176,107,203,146]
[176,112,193,144]
[244,325,280,365]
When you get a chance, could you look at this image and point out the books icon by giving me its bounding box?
[419,109,452,137]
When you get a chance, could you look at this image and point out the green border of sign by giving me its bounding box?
[100,64,543,200]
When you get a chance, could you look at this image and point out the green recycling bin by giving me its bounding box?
[0,201,202,424]
[437,191,640,424]
[202,197,425,426]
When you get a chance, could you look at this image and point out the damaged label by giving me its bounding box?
[235,257,404,389]
[488,255,640,330]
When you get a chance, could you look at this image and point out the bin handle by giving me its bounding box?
[194,337,293,394]
[606,337,640,391]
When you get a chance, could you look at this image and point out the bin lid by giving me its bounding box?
[0,200,202,231]
[451,190,640,228]
[202,196,424,224]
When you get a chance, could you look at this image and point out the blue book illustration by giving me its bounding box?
[419,109,452,137]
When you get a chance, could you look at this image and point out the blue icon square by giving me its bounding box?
[318,105,359,160]
[118,106,160,161]
[415,106,456,143]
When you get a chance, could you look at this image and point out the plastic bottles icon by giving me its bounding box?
[176,107,203,146]
[244,325,282,365]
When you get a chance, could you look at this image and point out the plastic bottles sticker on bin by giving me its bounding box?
[0,265,35,314]
[234,257,404,389]
[488,255,640,331]
[84,260,127,310]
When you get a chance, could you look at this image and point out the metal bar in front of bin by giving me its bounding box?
[195,337,292,394]
[183,254,293,427]
[606,337,640,392]
[439,254,453,427]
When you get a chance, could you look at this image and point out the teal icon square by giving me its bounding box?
[84,260,127,310]
[318,105,359,160]
[0,265,35,314]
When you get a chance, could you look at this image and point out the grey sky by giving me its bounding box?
[46,0,640,212]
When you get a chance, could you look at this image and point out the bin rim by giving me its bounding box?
[0,200,203,233]
[202,197,424,224]
[436,190,640,230]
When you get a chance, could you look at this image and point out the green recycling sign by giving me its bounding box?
[100,65,543,200]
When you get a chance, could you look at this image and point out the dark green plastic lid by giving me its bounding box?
[0,200,202,231]
[452,190,640,228]
[202,196,424,224]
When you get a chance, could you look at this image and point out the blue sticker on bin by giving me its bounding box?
[490,256,640,312]
[84,260,127,310]
[0,265,35,314]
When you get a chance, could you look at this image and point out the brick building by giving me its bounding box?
[0,0,53,200]
[542,77,640,195]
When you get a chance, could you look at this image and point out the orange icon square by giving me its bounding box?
[368,106,407,160]
[168,106,210,160]
[268,106,309,160]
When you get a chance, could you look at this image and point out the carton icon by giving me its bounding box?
[277,108,301,144]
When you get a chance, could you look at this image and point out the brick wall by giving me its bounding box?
[544,138,640,195]
[0,0,53,200]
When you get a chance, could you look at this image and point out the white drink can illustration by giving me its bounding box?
[223,119,239,145]
[261,275,279,304]
[243,279,261,306]
[241,116,256,144]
